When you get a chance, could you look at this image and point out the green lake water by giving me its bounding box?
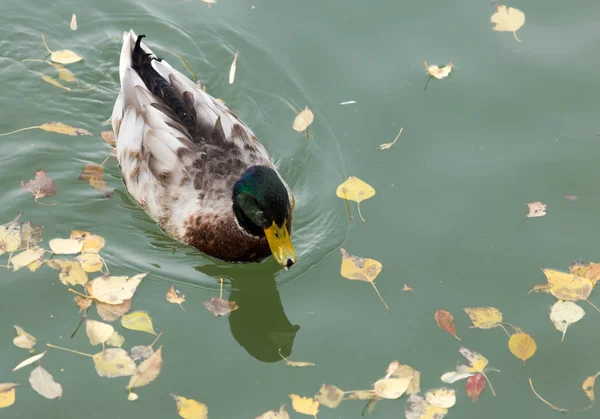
[2,0,600,417]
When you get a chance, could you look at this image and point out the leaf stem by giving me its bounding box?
[0,126,40,137]
[46,343,93,358]
[481,372,496,396]
[149,332,163,349]
[528,378,591,412]
[41,35,53,54]
[370,281,389,310]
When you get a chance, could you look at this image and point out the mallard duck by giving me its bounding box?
[111,30,296,267]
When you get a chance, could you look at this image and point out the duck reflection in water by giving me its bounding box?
[196,264,300,363]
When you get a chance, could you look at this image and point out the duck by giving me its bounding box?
[111,30,296,268]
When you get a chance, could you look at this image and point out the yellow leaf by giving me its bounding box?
[463,307,503,329]
[166,285,185,310]
[336,176,375,221]
[51,63,76,82]
[70,230,105,253]
[76,253,103,272]
[389,364,421,395]
[11,248,44,271]
[424,61,453,80]
[542,269,593,301]
[229,51,238,85]
[340,248,387,309]
[39,122,93,136]
[93,348,137,378]
[79,164,112,198]
[121,311,157,335]
[582,372,600,401]
[171,394,208,419]
[425,388,456,409]
[85,319,114,346]
[0,214,43,254]
[508,332,536,365]
[89,273,146,304]
[13,326,36,350]
[289,394,319,417]
[49,238,83,254]
[257,405,290,419]
[106,331,125,348]
[46,259,88,286]
[127,347,163,389]
[405,395,449,419]
[278,348,315,367]
[374,378,411,399]
[0,383,18,409]
[50,49,83,65]
[292,107,314,132]
[345,390,378,400]
[315,384,344,409]
[128,392,138,401]
[75,295,93,311]
[39,73,71,91]
[490,5,526,43]
[70,13,77,31]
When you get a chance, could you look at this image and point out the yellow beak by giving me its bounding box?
[264,221,297,268]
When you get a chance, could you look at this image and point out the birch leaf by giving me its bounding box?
[464,307,503,329]
[0,383,18,409]
[40,122,93,136]
[42,35,83,64]
[49,238,83,254]
[424,61,452,79]
[93,348,137,378]
[171,393,208,419]
[39,74,70,91]
[89,273,146,304]
[425,388,456,408]
[549,300,585,341]
[434,310,460,340]
[526,201,546,218]
[127,347,163,389]
[20,170,56,199]
[336,176,375,221]
[466,373,486,402]
[257,405,290,419]
[13,326,36,350]
[340,248,387,309]
[542,269,593,301]
[46,259,88,286]
[582,373,600,401]
[13,351,46,372]
[77,253,103,272]
[70,230,105,253]
[29,366,62,399]
[106,331,125,347]
[490,5,526,43]
[292,107,314,132]
[51,63,76,82]
[166,285,186,310]
[11,248,44,271]
[86,319,115,345]
[96,299,131,322]
[121,311,157,335]
[508,332,537,366]
[289,394,319,417]
[315,384,344,408]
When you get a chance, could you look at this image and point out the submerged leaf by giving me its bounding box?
[374,378,411,399]
[106,331,125,347]
[339,248,382,282]
[79,163,112,198]
[20,170,56,199]
[315,384,344,408]
[203,297,239,316]
[171,393,208,419]
[292,107,314,132]
[101,131,116,147]
[96,299,131,322]
[29,366,62,399]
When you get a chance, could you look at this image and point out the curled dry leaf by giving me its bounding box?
[0,214,43,255]
[0,383,18,409]
[526,202,546,218]
[49,238,83,254]
[121,311,157,335]
[29,366,62,399]
[47,259,88,286]
[425,388,456,409]
[424,61,453,79]
[21,170,56,200]
[101,131,116,147]
[171,393,208,419]
[335,176,375,222]
[549,300,585,341]
[70,13,77,30]
[570,261,600,286]
[11,248,44,271]
[508,332,536,366]
[203,297,239,316]
[434,310,460,340]
[85,319,115,345]
[292,107,314,132]
[377,127,403,150]
[463,307,503,329]
[466,373,486,402]
[127,347,163,390]
[582,372,600,401]
[256,405,290,419]
[289,394,319,418]
[93,348,137,378]
[13,326,37,350]
[13,351,46,372]
[229,51,238,85]
[79,163,112,198]
[402,284,413,292]
[315,384,344,409]
[166,285,186,310]
[490,5,526,43]
[88,273,146,304]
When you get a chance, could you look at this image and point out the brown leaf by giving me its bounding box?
[583,373,600,401]
[315,384,344,408]
[526,202,546,218]
[203,297,239,316]
[75,295,92,311]
[79,163,112,198]
[127,347,163,390]
[166,285,185,310]
[434,310,460,340]
[0,213,44,255]
[96,299,131,322]
[466,373,486,402]
[101,131,116,147]
[20,170,56,199]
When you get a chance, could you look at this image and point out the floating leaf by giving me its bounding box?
[434,310,460,340]
[466,373,486,403]
[203,297,239,317]
[70,230,105,253]
[171,394,208,419]
[340,248,387,309]
[335,176,375,221]
[46,259,88,286]
[40,122,92,136]
[106,331,125,347]
[127,347,163,389]
[20,170,56,200]
[13,326,36,350]
[0,214,43,254]
[292,107,314,132]
[11,248,44,271]
[101,131,116,147]
[128,392,138,401]
[289,394,319,418]
[88,273,146,304]
[256,405,290,419]
[0,383,18,409]
[131,345,154,361]
[29,366,62,399]
[570,261,600,286]
[42,35,83,64]
[345,390,378,400]
[463,307,503,329]
[70,13,77,31]
[121,311,157,335]
[490,5,526,43]
[402,284,413,292]
[541,269,593,301]
[526,201,546,218]
[51,63,76,82]
[49,238,83,254]
[374,378,411,399]
[39,73,71,91]
[315,384,343,409]
[79,163,112,198]
[75,295,93,311]
[377,127,403,150]
[166,285,186,310]
[229,51,238,85]
[13,351,46,372]
[424,61,453,79]
[441,347,497,396]
[77,253,103,272]
[85,319,115,345]
[93,348,137,378]
[582,373,600,401]
[278,349,315,367]
[96,299,131,322]
[549,300,585,341]
[392,365,421,395]
[425,388,456,409]
[405,394,449,419]
[508,332,536,366]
